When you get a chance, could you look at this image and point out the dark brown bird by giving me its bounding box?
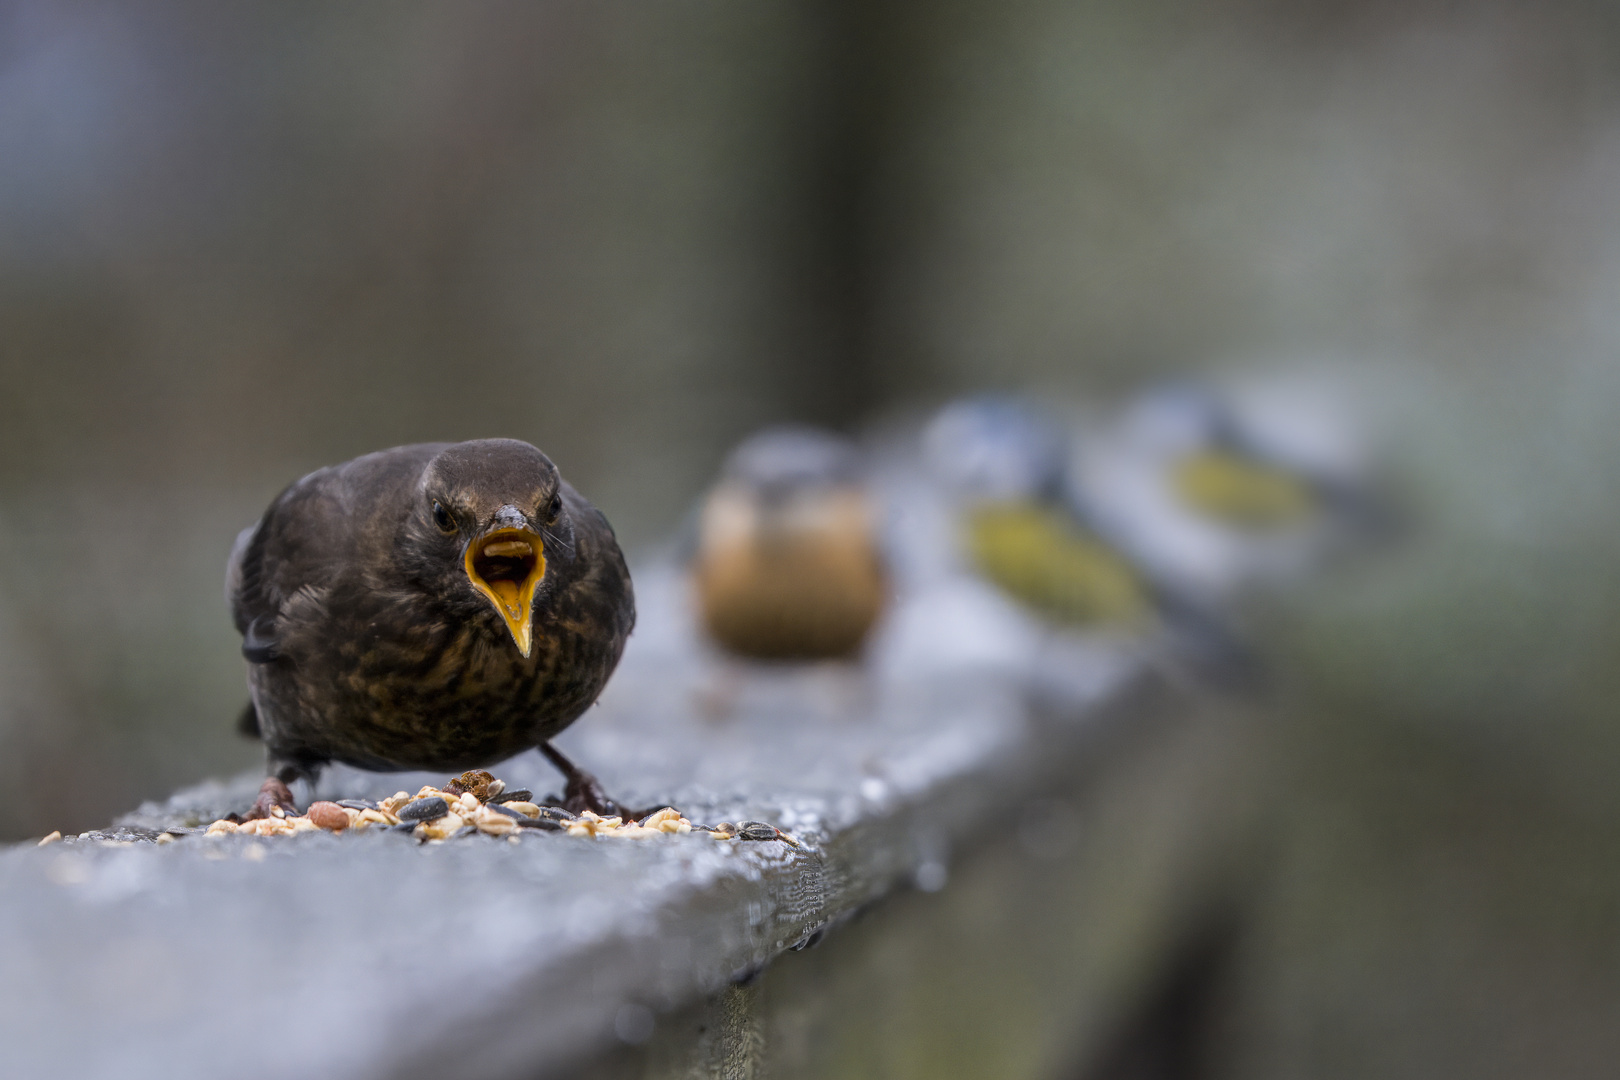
[228,439,636,817]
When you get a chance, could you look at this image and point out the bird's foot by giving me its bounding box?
[563,775,623,819]
[539,742,666,821]
[243,777,298,821]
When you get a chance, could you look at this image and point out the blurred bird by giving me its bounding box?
[1129,382,1322,527]
[922,395,1255,680]
[923,396,1153,628]
[962,503,1148,626]
[228,438,637,818]
[1076,378,1385,598]
[692,426,888,660]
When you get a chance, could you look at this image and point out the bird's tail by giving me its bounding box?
[1150,588,1267,693]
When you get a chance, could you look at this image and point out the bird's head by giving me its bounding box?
[1124,381,1230,456]
[923,395,1070,504]
[411,439,576,658]
[722,425,862,501]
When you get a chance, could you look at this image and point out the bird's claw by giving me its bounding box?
[539,741,670,821]
[244,777,298,821]
[561,772,624,819]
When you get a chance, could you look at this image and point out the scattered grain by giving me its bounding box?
[56,771,791,850]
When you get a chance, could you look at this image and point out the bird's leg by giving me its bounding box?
[243,777,298,821]
[540,742,656,820]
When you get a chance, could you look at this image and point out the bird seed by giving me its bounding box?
[85,771,798,850]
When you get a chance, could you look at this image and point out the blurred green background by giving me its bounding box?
[3,2,1619,1076]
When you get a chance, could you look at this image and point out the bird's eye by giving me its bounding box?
[545,492,562,523]
[431,501,457,533]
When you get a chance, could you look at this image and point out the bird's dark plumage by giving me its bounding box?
[228,439,634,787]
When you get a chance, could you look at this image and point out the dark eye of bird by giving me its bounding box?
[431,501,457,533]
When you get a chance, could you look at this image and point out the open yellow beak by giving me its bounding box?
[465,528,547,657]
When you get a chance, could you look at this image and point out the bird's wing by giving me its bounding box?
[560,482,637,641]
[227,517,271,636]
[228,506,291,664]
[226,467,346,663]
[228,447,446,664]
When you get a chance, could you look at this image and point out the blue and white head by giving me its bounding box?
[922,395,1070,503]
[1123,376,1366,481]
[1121,381,1233,457]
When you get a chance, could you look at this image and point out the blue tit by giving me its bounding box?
[923,396,1153,628]
[964,502,1152,627]
[1127,381,1317,529]
[693,426,888,660]
[1077,377,1383,600]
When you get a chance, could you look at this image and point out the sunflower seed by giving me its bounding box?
[397,797,449,822]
